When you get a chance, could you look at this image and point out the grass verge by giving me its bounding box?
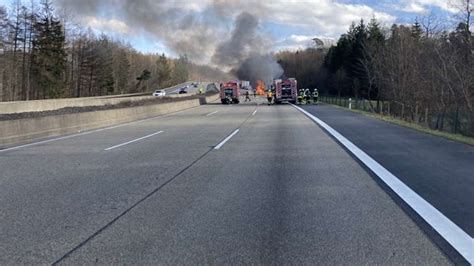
[323,103,474,146]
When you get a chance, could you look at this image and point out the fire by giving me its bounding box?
[256,80,266,96]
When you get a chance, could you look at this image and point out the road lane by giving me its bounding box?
[104,131,164,151]
[295,104,472,263]
[57,104,451,264]
[0,102,258,264]
[301,104,474,238]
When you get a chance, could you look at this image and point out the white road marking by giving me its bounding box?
[252,109,258,116]
[206,111,218,117]
[291,104,473,264]
[214,129,239,150]
[104,131,163,151]
[0,107,196,154]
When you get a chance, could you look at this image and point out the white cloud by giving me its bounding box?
[392,0,459,14]
[83,16,130,34]
[401,3,428,13]
[275,34,336,51]
[210,0,397,36]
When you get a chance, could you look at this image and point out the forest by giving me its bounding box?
[0,0,229,101]
[276,0,473,135]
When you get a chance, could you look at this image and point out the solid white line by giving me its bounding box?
[291,104,473,264]
[104,131,163,151]
[0,106,197,154]
[252,109,258,116]
[206,111,218,117]
[214,129,239,150]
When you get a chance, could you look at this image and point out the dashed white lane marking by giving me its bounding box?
[214,129,240,150]
[252,109,258,116]
[291,104,473,264]
[206,111,218,117]
[0,107,196,154]
[105,131,163,151]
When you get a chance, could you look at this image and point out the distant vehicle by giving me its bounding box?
[220,81,240,104]
[273,78,298,104]
[191,82,200,88]
[206,83,219,92]
[179,87,188,94]
[152,90,166,97]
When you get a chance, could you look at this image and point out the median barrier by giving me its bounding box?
[0,93,219,148]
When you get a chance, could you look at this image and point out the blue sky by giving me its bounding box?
[0,0,458,61]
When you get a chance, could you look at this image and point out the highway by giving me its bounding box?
[0,99,467,264]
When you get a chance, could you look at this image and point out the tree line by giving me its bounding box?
[0,0,227,102]
[276,0,473,134]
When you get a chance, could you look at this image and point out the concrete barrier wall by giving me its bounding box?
[0,81,197,115]
[0,94,220,148]
[0,95,157,114]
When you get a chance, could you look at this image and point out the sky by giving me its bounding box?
[0,0,459,64]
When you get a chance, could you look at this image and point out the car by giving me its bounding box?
[152,90,166,97]
[206,83,219,92]
[179,87,188,94]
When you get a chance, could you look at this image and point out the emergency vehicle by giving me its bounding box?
[273,78,298,104]
[220,81,240,104]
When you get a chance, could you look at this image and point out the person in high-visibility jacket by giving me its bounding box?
[304,88,311,104]
[312,89,319,104]
[267,90,273,105]
[198,87,204,94]
[298,89,304,104]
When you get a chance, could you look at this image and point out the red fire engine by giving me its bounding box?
[220,81,240,104]
[273,78,298,104]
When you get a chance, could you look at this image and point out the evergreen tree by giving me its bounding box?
[31,0,66,99]
[135,69,151,92]
[96,34,114,95]
[156,53,171,88]
[412,19,423,39]
[368,17,385,43]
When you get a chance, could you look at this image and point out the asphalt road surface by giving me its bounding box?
[301,104,474,236]
[0,99,465,264]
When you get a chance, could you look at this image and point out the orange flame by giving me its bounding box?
[256,80,266,96]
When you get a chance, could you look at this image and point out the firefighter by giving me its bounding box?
[304,88,311,104]
[312,88,319,104]
[245,90,251,102]
[298,89,304,104]
[267,90,273,105]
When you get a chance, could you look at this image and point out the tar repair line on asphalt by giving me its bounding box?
[291,104,473,264]
[104,131,164,151]
[214,129,240,150]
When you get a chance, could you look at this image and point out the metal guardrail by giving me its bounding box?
[320,95,473,138]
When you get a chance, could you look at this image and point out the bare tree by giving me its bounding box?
[420,12,444,38]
